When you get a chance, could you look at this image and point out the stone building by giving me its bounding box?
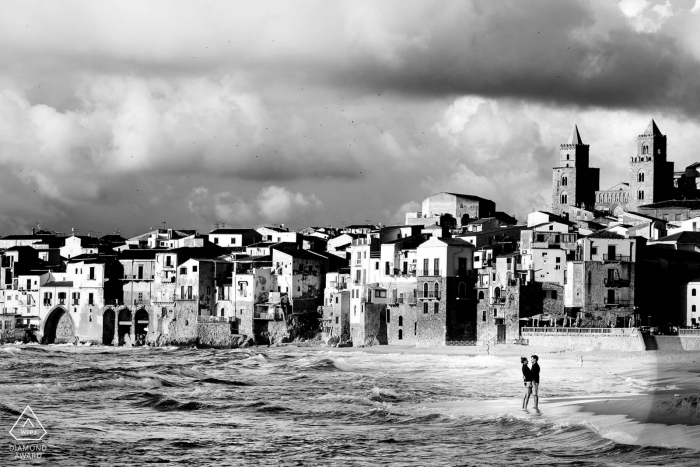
[564,232,640,327]
[412,192,496,228]
[321,272,350,341]
[415,237,476,345]
[595,120,675,214]
[476,254,541,344]
[551,125,600,216]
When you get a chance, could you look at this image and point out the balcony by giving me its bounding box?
[43,300,52,307]
[491,297,506,305]
[417,270,442,277]
[417,290,441,300]
[603,254,631,262]
[604,298,630,306]
[603,278,630,287]
[133,299,151,306]
[254,311,282,320]
[354,259,363,266]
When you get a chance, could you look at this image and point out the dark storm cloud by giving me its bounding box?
[1,0,700,234]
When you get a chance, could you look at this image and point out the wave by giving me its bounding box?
[369,386,401,402]
[132,393,216,411]
[198,377,249,386]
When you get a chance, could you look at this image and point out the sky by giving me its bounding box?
[2,0,700,237]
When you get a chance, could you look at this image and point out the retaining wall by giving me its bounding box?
[523,331,646,351]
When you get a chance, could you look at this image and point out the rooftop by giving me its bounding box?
[654,231,700,244]
[209,228,256,234]
[585,230,627,240]
[43,281,73,288]
[639,199,700,209]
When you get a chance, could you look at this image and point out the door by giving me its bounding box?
[607,289,616,305]
[607,245,616,261]
[497,324,506,343]
[458,257,467,275]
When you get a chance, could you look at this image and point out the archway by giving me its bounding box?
[118,308,132,345]
[102,309,115,345]
[43,307,74,344]
[134,309,149,345]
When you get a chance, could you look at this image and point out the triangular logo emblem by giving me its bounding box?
[9,406,47,441]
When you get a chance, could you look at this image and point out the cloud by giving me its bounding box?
[1,1,700,235]
[188,185,322,228]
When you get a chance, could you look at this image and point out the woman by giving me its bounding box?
[521,357,532,409]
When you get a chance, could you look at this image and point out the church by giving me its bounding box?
[551,120,697,216]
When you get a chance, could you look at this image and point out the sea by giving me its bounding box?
[1,344,699,466]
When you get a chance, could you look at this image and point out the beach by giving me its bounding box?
[1,343,699,465]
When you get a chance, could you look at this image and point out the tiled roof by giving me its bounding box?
[209,228,256,234]
[444,192,491,202]
[654,231,700,244]
[438,238,474,247]
[585,230,626,239]
[43,281,73,287]
[639,200,700,209]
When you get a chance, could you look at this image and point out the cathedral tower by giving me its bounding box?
[627,119,674,211]
[551,125,600,216]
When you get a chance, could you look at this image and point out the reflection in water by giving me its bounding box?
[0,345,698,466]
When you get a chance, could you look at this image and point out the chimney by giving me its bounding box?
[31,227,35,235]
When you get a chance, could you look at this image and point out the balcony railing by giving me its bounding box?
[603,278,630,287]
[43,300,51,306]
[603,254,631,262]
[254,311,282,320]
[491,297,506,305]
[522,327,636,335]
[604,298,630,306]
[417,270,442,277]
[199,316,236,323]
[417,290,441,300]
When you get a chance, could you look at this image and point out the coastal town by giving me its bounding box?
[2,120,700,351]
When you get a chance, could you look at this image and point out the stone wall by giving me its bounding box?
[416,277,446,346]
[386,302,418,345]
[197,322,236,348]
[149,299,199,346]
[524,331,646,351]
[350,303,387,345]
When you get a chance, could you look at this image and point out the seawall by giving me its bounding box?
[522,328,646,351]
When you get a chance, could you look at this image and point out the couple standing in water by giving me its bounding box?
[521,355,540,410]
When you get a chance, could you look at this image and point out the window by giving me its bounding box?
[693,305,697,312]
[642,144,649,155]
[354,305,357,316]
[474,255,480,262]
[88,293,94,305]
[434,258,440,275]
[434,282,439,298]
[387,309,390,323]
[556,257,561,263]
[561,176,567,186]
[638,190,644,200]
[434,302,439,314]
[423,302,428,314]
[89,267,95,280]
[398,315,403,326]
[423,282,429,297]
[138,265,144,280]
[693,289,697,297]
[638,171,645,182]
[478,291,484,300]
[414,322,417,335]
[206,286,211,295]
[375,262,379,270]
[214,238,219,244]
[166,256,172,267]
[591,246,598,256]
[398,329,403,340]
[458,282,467,298]
[423,258,429,275]
[180,267,187,274]
[375,290,387,298]
[561,193,568,204]
[385,262,390,275]
[335,297,338,304]
[335,317,339,324]
[193,265,198,272]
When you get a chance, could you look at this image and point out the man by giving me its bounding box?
[530,355,540,409]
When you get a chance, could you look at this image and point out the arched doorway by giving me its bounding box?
[134,309,149,345]
[43,307,74,344]
[118,308,132,345]
[102,309,116,345]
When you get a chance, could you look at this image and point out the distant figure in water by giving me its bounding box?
[521,357,532,409]
[580,356,583,367]
[530,355,540,410]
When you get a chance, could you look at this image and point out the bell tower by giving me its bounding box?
[627,119,673,211]
[552,125,599,216]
